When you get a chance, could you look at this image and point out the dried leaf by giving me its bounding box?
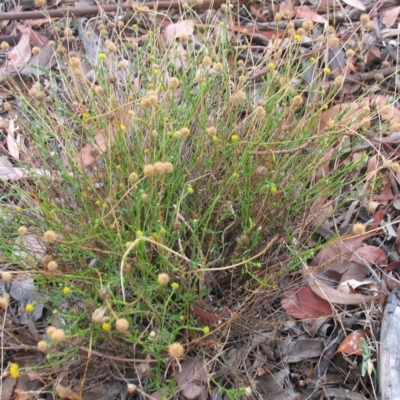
[55,384,82,400]
[296,5,327,23]
[6,119,20,160]
[373,95,400,124]
[333,329,369,356]
[309,276,381,304]
[350,245,387,267]
[78,132,107,167]
[6,32,31,72]
[164,20,194,43]
[342,0,366,10]
[176,359,208,400]
[337,278,378,294]
[281,286,332,321]
[382,6,400,27]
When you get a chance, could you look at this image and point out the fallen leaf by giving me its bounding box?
[6,31,31,73]
[55,384,82,400]
[350,245,387,267]
[342,0,366,10]
[6,119,20,160]
[296,5,328,23]
[176,359,208,400]
[337,278,378,294]
[382,6,400,27]
[372,95,400,124]
[78,131,107,167]
[310,236,364,266]
[333,329,369,356]
[164,20,194,43]
[309,276,381,304]
[281,286,332,321]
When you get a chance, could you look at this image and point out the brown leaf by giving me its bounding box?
[310,236,364,266]
[382,6,400,28]
[296,5,327,23]
[281,286,332,321]
[309,277,382,304]
[78,131,107,167]
[333,329,369,356]
[55,384,82,400]
[342,0,366,11]
[176,359,208,400]
[318,102,368,132]
[6,31,31,73]
[337,279,378,294]
[372,95,400,124]
[350,245,387,267]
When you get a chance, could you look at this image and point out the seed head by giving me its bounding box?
[328,37,339,48]
[1,272,12,282]
[35,91,46,101]
[94,85,104,95]
[50,328,66,342]
[143,164,155,176]
[163,162,173,173]
[0,41,10,51]
[202,56,212,66]
[232,90,246,102]
[3,102,11,111]
[168,342,184,358]
[254,106,266,118]
[375,73,384,83]
[18,226,28,235]
[158,273,170,285]
[386,160,400,173]
[281,9,293,19]
[180,127,190,137]
[302,20,313,31]
[34,0,46,6]
[335,76,344,86]
[206,126,217,135]
[37,340,48,352]
[64,27,73,37]
[366,21,376,30]
[127,384,137,393]
[360,14,370,24]
[105,40,117,52]
[115,318,130,332]
[346,49,355,58]
[0,293,10,308]
[352,223,366,236]
[69,57,81,68]
[47,261,58,271]
[292,95,304,107]
[29,87,39,97]
[129,172,139,182]
[213,62,223,73]
[168,77,180,90]
[32,46,41,55]
[274,12,282,22]
[43,230,57,242]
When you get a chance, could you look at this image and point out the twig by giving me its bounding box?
[79,346,154,363]
[0,0,231,21]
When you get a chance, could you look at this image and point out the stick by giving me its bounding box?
[0,0,229,21]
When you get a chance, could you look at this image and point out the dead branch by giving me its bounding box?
[0,0,235,21]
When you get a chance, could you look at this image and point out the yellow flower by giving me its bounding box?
[10,363,19,378]
[323,67,331,73]
[203,326,210,334]
[310,57,316,62]
[102,322,111,332]
[171,282,179,290]
[270,185,277,194]
[63,287,71,295]
[294,34,301,41]
[268,62,275,69]
[231,134,239,142]
[25,304,35,313]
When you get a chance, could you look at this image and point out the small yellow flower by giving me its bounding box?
[268,62,275,69]
[10,363,19,378]
[187,185,194,194]
[270,185,277,194]
[231,134,239,142]
[323,67,331,73]
[179,315,185,321]
[160,228,167,235]
[310,57,316,62]
[98,52,106,60]
[136,230,144,236]
[63,287,71,295]
[25,304,35,313]
[102,322,111,332]
[232,172,239,178]
[203,326,210,334]
[294,34,301,41]
[171,282,179,290]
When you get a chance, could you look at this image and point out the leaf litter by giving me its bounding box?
[1,0,400,398]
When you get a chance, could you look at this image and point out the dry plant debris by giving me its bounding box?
[0,0,400,399]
